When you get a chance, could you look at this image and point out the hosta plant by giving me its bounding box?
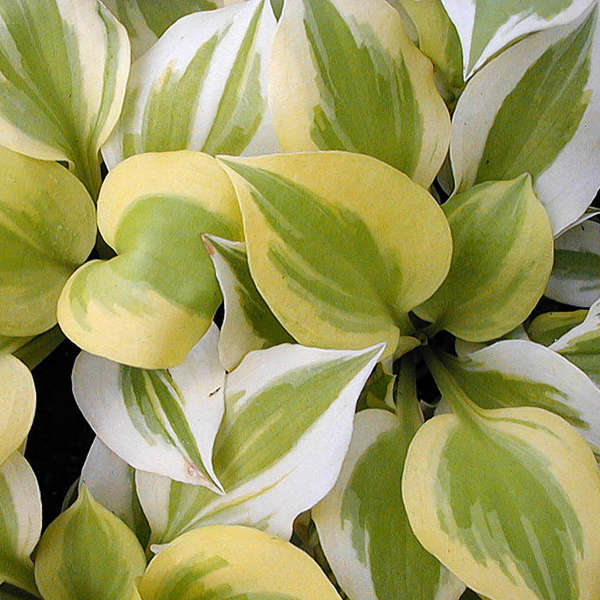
[1,0,600,600]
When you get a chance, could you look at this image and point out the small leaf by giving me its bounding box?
[269,0,451,187]
[103,0,278,169]
[219,151,450,358]
[204,235,293,371]
[34,487,146,600]
[58,151,242,368]
[528,310,587,346]
[0,453,42,597]
[415,176,553,342]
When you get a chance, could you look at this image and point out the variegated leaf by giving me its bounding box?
[454,325,530,358]
[0,148,96,338]
[219,152,449,358]
[0,356,35,466]
[0,0,130,195]
[269,0,451,187]
[34,487,146,600]
[451,8,600,235]
[415,176,553,342]
[438,340,600,454]
[203,235,293,371]
[73,324,224,490]
[313,407,465,600]
[0,454,42,597]
[403,351,600,600]
[528,310,587,346]
[555,207,600,237]
[138,525,341,599]
[136,342,384,545]
[546,220,600,307]
[441,0,595,78]
[58,151,242,368]
[551,297,600,388]
[103,0,278,170]
[387,0,464,100]
[80,438,150,546]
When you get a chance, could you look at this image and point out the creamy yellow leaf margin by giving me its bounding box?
[58,151,243,368]
[219,151,450,358]
[269,0,450,187]
[139,525,341,599]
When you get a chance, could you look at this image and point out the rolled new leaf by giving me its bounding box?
[204,235,293,371]
[0,357,35,466]
[0,454,42,597]
[403,353,600,600]
[136,342,384,545]
[414,176,553,342]
[34,487,146,600]
[0,148,96,338]
[269,0,450,187]
[72,324,224,490]
[103,0,278,169]
[0,0,130,195]
[451,7,600,235]
[546,221,600,307]
[58,151,242,368]
[441,0,594,78]
[219,152,450,358]
[138,525,341,599]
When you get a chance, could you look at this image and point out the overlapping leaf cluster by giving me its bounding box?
[1,0,600,599]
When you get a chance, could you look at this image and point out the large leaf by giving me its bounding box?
[204,235,293,371]
[73,323,224,490]
[0,148,96,338]
[0,356,35,466]
[313,407,465,600]
[403,351,600,600]
[451,8,600,235]
[546,220,600,307]
[441,0,595,78]
[0,454,42,597]
[219,152,451,358]
[34,487,146,600]
[0,0,130,195]
[415,176,553,341]
[138,525,341,599]
[136,342,383,545]
[103,0,278,170]
[269,0,450,187]
[58,151,242,368]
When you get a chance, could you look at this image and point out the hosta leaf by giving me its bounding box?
[10,327,65,371]
[138,525,341,599]
[313,408,465,600]
[73,324,224,490]
[551,297,600,387]
[454,325,530,358]
[403,353,600,600]
[438,339,600,453]
[136,343,383,545]
[415,176,553,342]
[204,235,293,371]
[35,487,146,600]
[451,8,600,235]
[103,0,278,170]
[0,356,35,466]
[58,151,242,368]
[0,148,96,337]
[0,454,42,597]
[102,0,233,60]
[387,0,464,99]
[528,310,587,346]
[0,0,130,195]
[219,152,450,358]
[441,0,595,78]
[80,438,150,546]
[546,221,600,307]
[269,0,450,187]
